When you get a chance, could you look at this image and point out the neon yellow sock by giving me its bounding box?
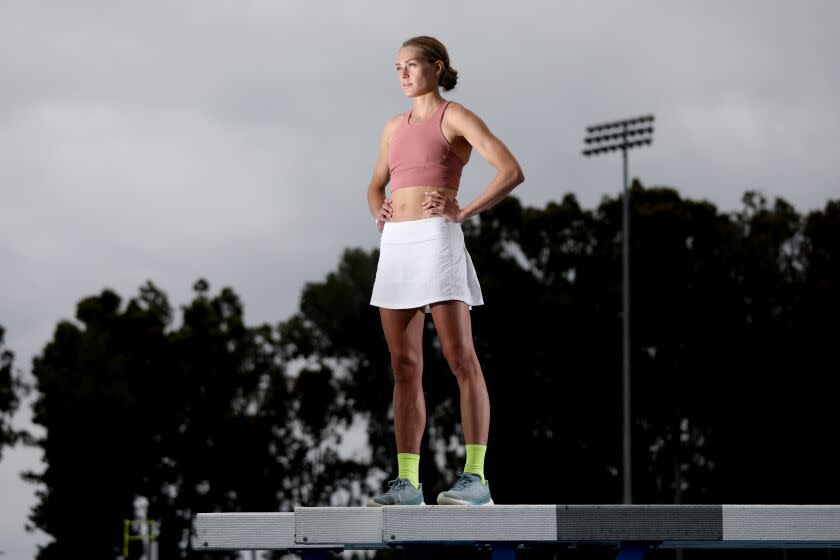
[397,452,420,489]
[464,444,487,483]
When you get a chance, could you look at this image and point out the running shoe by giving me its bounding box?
[437,472,494,505]
[367,477,425,506]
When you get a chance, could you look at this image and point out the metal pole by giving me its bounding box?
[622,138,632,505]
[582,114,653,506]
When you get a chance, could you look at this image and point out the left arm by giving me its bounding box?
[431,103,525,223]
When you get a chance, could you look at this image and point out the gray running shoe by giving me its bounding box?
[367,477,425,506]
[437,472,494,505]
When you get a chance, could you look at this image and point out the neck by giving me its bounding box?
[411,93,445,118]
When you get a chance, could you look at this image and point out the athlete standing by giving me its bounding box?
[367,35,524,506]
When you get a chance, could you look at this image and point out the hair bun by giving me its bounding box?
[440,66,458,91]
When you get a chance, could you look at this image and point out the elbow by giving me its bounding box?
[510,165,525,187]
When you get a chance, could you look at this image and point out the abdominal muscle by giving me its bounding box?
[389,185,458,222]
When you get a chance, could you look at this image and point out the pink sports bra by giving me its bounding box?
[388,100,464,191]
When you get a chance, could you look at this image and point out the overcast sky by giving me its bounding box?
[1,1,838,557]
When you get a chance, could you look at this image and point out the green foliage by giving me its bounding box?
[280,183,840,508]
[21,183,840,559]
[0,324,26,459]
[24,279,370,559]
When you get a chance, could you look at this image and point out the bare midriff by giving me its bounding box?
[390,185,458,222]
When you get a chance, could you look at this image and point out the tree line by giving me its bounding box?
[1,181,838,559]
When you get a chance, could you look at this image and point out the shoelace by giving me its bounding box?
[451,472,479,491]
[384,478,411,494]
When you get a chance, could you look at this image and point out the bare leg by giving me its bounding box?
[379,307,426,453]
[429,301,489,444]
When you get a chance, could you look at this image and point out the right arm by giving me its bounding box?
[367,115,401,227]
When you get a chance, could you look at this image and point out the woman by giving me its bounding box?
[366,36,524,506]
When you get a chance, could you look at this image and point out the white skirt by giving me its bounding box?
[370,217,484,313]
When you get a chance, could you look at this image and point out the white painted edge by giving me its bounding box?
[194,513,296,550]
[383,504,557,542]
[723,505,840,541]
[295,506,383,545]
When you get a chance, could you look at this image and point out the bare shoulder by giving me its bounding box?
[444,101,483,120]
[443,101,492,139]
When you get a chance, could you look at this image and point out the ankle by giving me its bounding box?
[464,443,487,483]
[397,452,421,488]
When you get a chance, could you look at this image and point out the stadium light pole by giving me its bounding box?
[582,114,654,505]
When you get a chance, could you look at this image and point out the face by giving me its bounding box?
[395,46,442,97]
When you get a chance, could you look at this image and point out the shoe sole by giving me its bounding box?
[367,500,426,507]
[436,494,494,506]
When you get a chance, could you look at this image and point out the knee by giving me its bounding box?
[390,351,422,383]
[442,342,479,379]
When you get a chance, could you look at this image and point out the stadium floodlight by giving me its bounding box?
[583,114,655,505]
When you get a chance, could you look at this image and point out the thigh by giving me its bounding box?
[380,307,426,357]
[428,300,475,353]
